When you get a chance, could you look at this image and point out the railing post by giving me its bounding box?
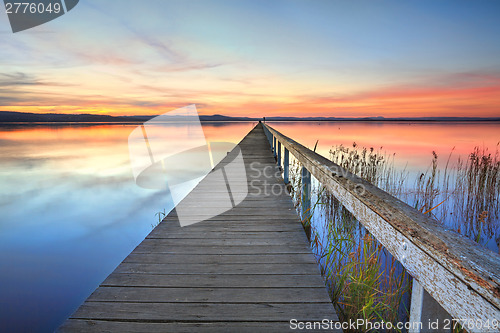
[284,148,289,184]
[409,279,424,333]
[273,137,277,158]
[266,128,272,147]
[277,141,281,168]
[409,279,453,333]
[301,166,311,220]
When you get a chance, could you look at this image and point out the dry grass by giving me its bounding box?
[329,143,408,197]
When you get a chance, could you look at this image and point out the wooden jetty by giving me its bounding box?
[60,121,500,332]
[59,123,340,332]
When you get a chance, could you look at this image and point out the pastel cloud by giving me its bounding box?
[1,1,500,118]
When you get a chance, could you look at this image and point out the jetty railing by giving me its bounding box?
[262,123,500,332]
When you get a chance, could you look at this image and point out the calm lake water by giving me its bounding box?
[0,122,255,332]
[0,121,498,332]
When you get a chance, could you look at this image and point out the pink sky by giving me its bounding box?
[1,1,500,118]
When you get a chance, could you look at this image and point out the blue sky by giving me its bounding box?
[1,0,500,117]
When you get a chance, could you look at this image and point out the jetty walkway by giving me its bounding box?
[59,123,339,332]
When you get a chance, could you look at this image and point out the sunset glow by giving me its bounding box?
[1,1,500,118]
[269,121,500,170]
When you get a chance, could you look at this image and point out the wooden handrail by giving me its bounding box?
[263,123,500,330]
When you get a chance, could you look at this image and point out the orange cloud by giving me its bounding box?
[2,71,500,118]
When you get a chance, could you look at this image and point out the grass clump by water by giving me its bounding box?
[411,144,500,247]
[329,143,407,198]
[454,145,500,243]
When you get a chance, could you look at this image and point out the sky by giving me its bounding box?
[1,0,500,118]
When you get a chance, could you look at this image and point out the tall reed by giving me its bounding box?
[411,144,500,247]
[329,143,408,197]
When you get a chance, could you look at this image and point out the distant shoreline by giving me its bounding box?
[1,111,499,123]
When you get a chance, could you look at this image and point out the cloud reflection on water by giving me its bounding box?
[0,122,254,332]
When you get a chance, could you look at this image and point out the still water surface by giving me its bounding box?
[0,122,254,332]
[0,121,498,332]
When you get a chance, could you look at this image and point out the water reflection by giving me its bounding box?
[269,121,500,170]
[0,122,254,332]
[270,121,500,252]
[0,120,496,331]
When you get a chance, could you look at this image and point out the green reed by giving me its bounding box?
[330,142,500,246]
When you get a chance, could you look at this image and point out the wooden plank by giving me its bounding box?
[124,253,318,264]
[137,238,308,246]
[69,302,338,322]
[167,209,299,217]
[150,223,303,232]
[59,320,343,333]
[161,216,302,224]
[60,123,337,332]
[101,274,328,288]
[146,231,307,239]
[87,286,331,303]
[113,262,322,275]
[132,245,313,255]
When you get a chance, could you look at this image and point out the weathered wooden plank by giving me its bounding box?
[146,231,307,239]
[169,201,296,209]
[132,244,312,255]
[101,273,328,288]
[167,208,298,217]
[87,287,330,303]
[137,238,308,246]
[150,223,302,232]
[124,253,317,264]
[114,262,322,275]
[69,302,338,322]
[162,216,302,224]
[59,320,343,333]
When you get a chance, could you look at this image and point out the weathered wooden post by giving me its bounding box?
[409,280,452,333]
[301,166,312,240]
[273,137,277,158]
[284,148,289,184]
[267,130,272,147]
[277,142,281,168]
[263,125,272,148]
[301,166,311,220]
